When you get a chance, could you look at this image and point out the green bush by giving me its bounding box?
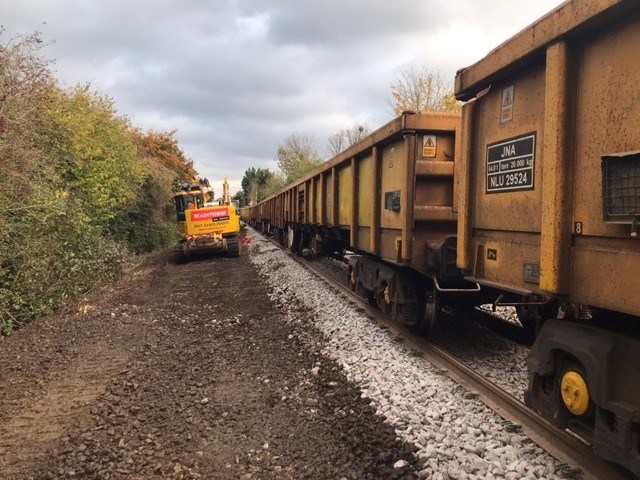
[0,192,134,334]
[0,32,196,335]
[109,175,177,254]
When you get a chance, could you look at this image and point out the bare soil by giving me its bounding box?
[0,235,418,479]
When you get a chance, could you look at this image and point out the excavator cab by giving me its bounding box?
[174,191,205,222]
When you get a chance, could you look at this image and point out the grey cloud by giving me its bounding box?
[2,0,563,193]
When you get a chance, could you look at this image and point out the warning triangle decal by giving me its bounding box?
[503,90,512,107]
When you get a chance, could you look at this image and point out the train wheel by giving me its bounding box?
[551,361,595,442]
[560,367,591,416]
[376,283,392,315]
[356,282,375,305]
[411,286,438,336]
[558,362,593,414]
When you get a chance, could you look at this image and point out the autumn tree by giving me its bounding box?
[45,85,147,226]
[117,129,195,253]
[0,33,135,333]
[327,122,370,157]
[232,190,245,205]
[276,132,324,184]
[0,31,56,230]
[388,66,460,115]
[131,129,196,184]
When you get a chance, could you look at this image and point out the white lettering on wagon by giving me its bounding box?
[486,133,536,194]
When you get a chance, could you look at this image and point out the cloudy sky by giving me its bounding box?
[3,0,563,195]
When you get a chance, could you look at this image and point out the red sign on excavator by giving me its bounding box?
[190,208,229,222]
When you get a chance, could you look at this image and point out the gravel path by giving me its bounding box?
[247,229,580,480]
[0,235,419,480]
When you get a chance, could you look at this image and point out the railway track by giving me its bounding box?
[255,230,631,480]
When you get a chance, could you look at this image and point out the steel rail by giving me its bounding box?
[291,253,631,480]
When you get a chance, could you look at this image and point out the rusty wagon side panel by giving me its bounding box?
[455,1,640,475]
[265,112,461,278]
[456,0,640,315]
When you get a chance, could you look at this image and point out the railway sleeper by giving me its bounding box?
[525,318,640,478]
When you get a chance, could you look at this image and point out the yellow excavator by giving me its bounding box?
[172,178,241,260]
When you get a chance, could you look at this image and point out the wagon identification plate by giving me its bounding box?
[486,133,536,194]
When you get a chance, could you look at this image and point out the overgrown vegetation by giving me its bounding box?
[0,32,196,335]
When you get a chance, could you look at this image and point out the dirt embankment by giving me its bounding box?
[0,238,418,479]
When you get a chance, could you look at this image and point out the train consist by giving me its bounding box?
[242,1,640,476]
[244,112,482,334]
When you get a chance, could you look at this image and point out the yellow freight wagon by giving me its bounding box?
[455,1,640,475]
[247,112,480,332]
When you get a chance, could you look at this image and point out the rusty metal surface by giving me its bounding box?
[571,242,640,315]
[470,62,545,235]
[572,15,640,238]
[380,139,406,231]
[337,164,353,227]
[254,112,460,275]
[357,154,374,228]
[370,146,381,254]
[539,41,572,294]
[461,66,546,293]
[456,102,475,271]
[458,5,640,312]
[289,112,460,188]
[350,157,358,247]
